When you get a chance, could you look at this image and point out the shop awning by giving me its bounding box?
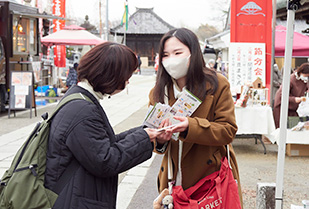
[41,25,105,46]
[275,25,309,57]
[12,10,65,20]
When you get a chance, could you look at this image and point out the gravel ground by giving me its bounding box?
[233,137,309,209]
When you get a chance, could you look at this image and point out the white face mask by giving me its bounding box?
[300,75,309,83]
[162,55,191,80]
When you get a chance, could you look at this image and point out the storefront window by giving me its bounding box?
[13,16,37,54]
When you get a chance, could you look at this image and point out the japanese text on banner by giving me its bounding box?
[228,42,266,91]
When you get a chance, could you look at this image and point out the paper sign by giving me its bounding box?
[229,42,266,90]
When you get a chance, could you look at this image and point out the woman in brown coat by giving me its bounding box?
[273,62,309,128]
[149,28,242,207]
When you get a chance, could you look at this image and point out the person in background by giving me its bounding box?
[0,56,6,113]
[137,54,142,74]
[273,62,309,128]
[207,58,216,70]
[154,53,159,74]
[148,28,242,207]
[272,60,283,107]
[66,63,78,89]
[208,57,222,73]
[45,42,168,209]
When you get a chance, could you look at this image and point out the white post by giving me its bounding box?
[275,8,295,209]
[105,0,109,41]
[124,29,126,45]
[270,0,277,106]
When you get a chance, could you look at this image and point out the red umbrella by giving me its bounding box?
[41,25,105,46]
[275,25,309,57]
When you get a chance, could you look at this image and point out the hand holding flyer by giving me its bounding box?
[144,89,202,139]
[156,124,177,132]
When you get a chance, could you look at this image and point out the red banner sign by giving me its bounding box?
[230,0,273,103]
[52,0,66,67]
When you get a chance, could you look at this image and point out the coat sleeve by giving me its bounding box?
[65,110,153,177]
[181,76,238,146]
[288,81,299,111]
[275,76,299,111]
[115,126,142,141]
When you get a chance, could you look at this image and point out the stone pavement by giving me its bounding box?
[0,73,157,209]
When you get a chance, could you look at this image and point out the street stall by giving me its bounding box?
[270,127,309,156]
[40,24,104,91]
[228,41,276,154]
[0,0,62,118]
[228,0,278,155]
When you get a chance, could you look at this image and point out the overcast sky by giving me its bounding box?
[66,0,229,30]
[15,0,229,30]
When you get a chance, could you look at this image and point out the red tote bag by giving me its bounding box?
[171,157,241,209]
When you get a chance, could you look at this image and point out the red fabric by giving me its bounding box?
[172,157,241,209]
[275,25,309,57]
[52,0,66,67]
[54,45,66,67]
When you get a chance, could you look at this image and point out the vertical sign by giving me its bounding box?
[52,0,66,67]
[230,0,272,102]
[229,43,266,89]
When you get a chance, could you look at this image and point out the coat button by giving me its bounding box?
[161,167,164,172]
[207,159,212,165]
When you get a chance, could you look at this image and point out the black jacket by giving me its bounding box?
[45,85,153,209]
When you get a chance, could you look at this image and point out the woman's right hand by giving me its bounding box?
[144,128,161,143]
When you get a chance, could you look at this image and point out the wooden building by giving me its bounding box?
[276,0,309,32]
[110,8,175,66]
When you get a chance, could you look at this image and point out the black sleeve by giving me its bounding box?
[66,115,153,177]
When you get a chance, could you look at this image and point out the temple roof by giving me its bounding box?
[110,8,175,35]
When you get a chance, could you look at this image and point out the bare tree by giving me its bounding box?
[209,0,230,30]
[195,24,219,41]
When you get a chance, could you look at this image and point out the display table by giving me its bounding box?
[269,128,309,144]
[234,106,276,154]
[269,129,309,156]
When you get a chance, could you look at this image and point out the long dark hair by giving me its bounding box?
[77,42,138,94]
[153,28,218,103]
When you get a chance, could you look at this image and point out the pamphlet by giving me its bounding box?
[143,103,171,129]
[144,89,202,139]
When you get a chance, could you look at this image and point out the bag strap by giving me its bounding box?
[47,93,92,123]
[167,145,173,194]
[13,93,92,173]
[226,144,232,168]
[49,93,93,194]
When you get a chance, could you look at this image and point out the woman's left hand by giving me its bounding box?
[170,116,189,133]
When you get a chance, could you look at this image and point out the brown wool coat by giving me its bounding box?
[149,74,243,206]
[273,73,308,128]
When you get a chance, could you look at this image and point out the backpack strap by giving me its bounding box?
[47,93,93,123]
[47,93,93,195]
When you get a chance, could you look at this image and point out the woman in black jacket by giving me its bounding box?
[45,42,165,209]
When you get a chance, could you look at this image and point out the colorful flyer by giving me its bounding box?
[144,89,202,136]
